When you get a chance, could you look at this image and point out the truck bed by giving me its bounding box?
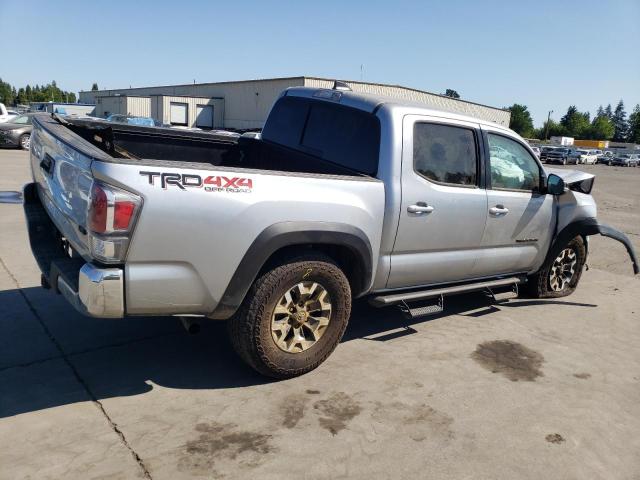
[59,116,369,178]
[28,113,385,318]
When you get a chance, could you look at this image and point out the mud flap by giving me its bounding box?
[596,223,639,275]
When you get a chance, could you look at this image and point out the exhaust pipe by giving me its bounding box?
[180,316,201,335]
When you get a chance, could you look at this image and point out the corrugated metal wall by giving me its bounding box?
[157,96,224,128]
[125,97,151,117]
[304,78,510,126]
[95,96,125,117]
[80,77,305,129]
[80,76,510,128]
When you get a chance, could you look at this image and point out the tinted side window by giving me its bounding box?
[413,123,477,186]
[488,134,540,191]
[262,96,380,176]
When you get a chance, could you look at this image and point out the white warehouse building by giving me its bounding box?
[79,76,510,130]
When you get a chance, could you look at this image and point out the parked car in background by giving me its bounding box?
[105,114,161,127]
[545,147,576,165]
[539,146,557,162]
[597,151,614,164]
[0,103,17,123]
[609,153,640,167]
[0,113,35,149]
[571,149,598,164]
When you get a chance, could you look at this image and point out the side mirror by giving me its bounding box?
[546,174,565,195]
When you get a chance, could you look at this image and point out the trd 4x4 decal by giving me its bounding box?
[140,171,253,193]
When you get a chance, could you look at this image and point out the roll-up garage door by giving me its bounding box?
[196,105,214,129]
[170,102,188,126]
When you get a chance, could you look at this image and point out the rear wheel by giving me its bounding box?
[524,236,586,298]
[19,134,30,150]
[228,254,351,378]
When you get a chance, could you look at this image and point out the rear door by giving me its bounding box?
[387,115,488,288]
[472,127,554,277]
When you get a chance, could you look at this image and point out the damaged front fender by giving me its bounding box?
[596,223,639,275]
[553,218,639,275]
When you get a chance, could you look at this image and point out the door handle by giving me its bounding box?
[407,203,434,214]
[489,205,509,216]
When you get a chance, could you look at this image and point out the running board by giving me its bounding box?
[369,276,525,307]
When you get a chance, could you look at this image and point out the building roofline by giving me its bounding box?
[80,75,506,113]
[79,76,307,94]
[303,76,508,113]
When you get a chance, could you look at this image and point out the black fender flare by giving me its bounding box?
[547,217,638,275]
[210,222,373,319]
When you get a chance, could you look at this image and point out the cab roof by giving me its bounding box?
[284,87,511,133]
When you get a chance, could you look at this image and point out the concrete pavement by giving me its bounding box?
[1,149,639,479]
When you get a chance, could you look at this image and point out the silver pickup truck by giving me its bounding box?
[23,84,638,378]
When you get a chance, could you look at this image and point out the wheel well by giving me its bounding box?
[259,243,367,296]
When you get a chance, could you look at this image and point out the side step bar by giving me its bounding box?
[369,276,526,307]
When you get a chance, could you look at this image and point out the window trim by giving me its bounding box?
[412,121,482,189]
[483,130,545,194]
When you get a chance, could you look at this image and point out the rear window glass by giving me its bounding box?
[262,96,380,176]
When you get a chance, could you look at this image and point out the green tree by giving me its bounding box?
[91,83,99,91]
[605,104,613,119]
[536,119,565,140]
[596,105,604,117]
[16,88,27,105]
[507,104,534,137]
[612,100,628,142]
[443,89,460,99]
[0,78,13,105]
[588,116,614,140]
[627,104,640,143]
[560,105,590,138]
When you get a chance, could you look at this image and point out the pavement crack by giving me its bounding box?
[0,354,63,373]
[0,256,153,480]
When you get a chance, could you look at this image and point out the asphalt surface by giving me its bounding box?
[1,149,639,479]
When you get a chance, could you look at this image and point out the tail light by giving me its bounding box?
[87,182,142,263]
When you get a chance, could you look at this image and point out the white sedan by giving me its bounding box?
[571,149,598,164]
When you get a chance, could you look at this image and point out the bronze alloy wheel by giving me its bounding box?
[270,281,332,353]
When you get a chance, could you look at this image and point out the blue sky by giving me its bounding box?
[1,0,638,126]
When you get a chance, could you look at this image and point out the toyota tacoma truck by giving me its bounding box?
[23,83,639,378]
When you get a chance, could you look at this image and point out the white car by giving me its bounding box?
[571,149,598,164]
[0,103,17,123]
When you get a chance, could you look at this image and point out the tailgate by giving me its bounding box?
[30,115,110,260]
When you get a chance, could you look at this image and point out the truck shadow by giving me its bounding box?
[0,287,596,418]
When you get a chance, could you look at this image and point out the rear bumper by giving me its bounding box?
[59,264,124,317]
[23,182,125,318]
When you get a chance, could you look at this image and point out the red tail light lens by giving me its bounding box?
[114,201,136,230]
[88,184,108,233]
[87,182,141,234]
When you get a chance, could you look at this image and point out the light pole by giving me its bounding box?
[544,110,553,141]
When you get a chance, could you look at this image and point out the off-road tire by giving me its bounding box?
[228,254,351,378]
[524,235,586,298]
